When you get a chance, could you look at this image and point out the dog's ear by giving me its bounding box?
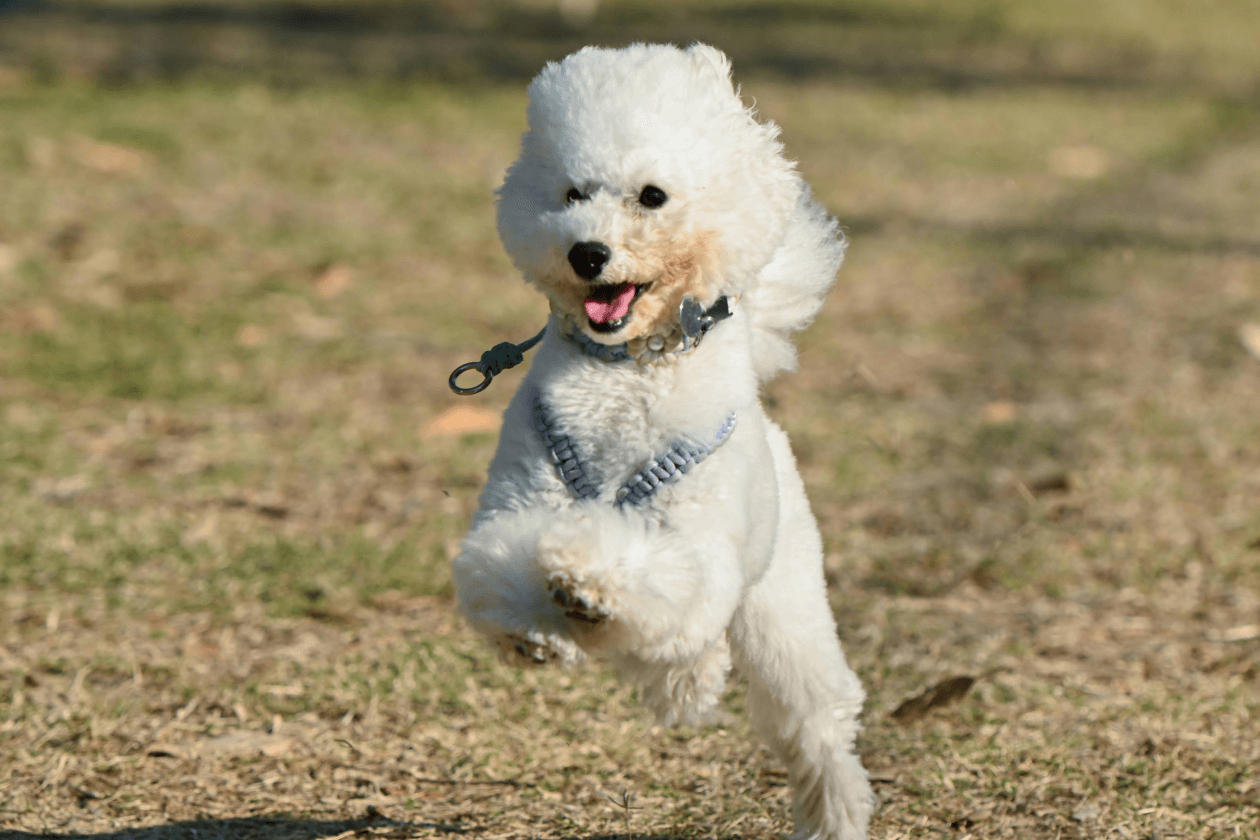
[686,43,734,90]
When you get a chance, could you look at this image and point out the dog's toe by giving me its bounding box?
[548,576,610,626]
[505,635,558,665]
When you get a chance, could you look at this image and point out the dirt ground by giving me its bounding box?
[1,1,1258,838]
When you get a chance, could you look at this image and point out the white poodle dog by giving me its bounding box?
[451,43,873,840]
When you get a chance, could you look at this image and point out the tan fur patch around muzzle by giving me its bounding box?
[535,230,722,345]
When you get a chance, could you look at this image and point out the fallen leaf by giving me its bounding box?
[1027,468,1070,495]
[0,243,18,273]
[235,324,267,347]
[147,730,296,760]
[314,263,354,299]
[180,515,218,547]
[200,730,295,758]
[49,222,86,260]
[73,137,146,174]
[292,312,341,341]
[28,137,57,169]
[0,66,30,90]
[559,0,598,26]
[1215,624,1260,643]
[951,813,980,830]
[145,743,189,759]
[304,606,354,625]
[1,305,61,333]
[1239,323,1260,362]
[1048,144,1110,180]
[891,675,976,723]
[1072,803,1100,822]
[421,405,501,440]
[982,401,1018,424]
[34,474,89,502]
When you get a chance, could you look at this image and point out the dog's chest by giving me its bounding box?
[539,379,665,472]
[532,364,701,494]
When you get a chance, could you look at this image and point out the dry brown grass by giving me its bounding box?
[2,1,1259,838]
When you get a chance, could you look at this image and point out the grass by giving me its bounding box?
[2,1,1259,838]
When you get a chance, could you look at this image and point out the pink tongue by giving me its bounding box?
[584,285,636,324]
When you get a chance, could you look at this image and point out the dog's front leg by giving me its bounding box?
[453,507,584,668]
[536,508,745,665]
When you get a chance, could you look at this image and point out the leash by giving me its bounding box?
[448,326,547,395]
[447,295,733,395]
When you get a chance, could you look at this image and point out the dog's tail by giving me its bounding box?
[743,185,846,383]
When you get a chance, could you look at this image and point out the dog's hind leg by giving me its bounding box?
[613,637,732,727]
[728,426,873,840]
[731,583,872,840]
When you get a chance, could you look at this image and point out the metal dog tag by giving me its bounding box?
[680,296,713,343]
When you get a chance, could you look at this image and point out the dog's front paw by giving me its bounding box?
[536,519,634,650]
[495,633,561,666]
[548,572,612,626]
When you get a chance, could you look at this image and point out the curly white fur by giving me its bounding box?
[452,43,873,840]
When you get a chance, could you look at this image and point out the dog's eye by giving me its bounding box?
[638,185,668,209]
[565,187,584,204]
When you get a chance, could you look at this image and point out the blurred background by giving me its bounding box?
[1,1,1258,838]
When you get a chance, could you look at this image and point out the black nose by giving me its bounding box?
[567,241,611,280]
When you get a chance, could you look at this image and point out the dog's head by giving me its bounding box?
[497,43,801,345]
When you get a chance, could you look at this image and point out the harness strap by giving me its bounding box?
[533,394,737,508]
[616,413,737,506]
[532,396,601,501]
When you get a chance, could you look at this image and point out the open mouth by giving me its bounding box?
[584,283,649,334]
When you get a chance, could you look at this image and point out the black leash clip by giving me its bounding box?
[448,327,546,395]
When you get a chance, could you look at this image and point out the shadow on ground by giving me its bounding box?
[0,813,464,840]
[0,818,698,840]
[0,0,1232,93]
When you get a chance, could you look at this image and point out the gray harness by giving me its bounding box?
[533,395,737,508]
[451,295,739,507]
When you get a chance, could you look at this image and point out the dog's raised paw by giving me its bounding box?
[502,634,559,666]
[548,574,611,626]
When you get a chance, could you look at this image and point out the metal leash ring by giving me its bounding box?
[449,362,494,395]
[448,326,547,396]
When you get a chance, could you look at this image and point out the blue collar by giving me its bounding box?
[563,295,734,362]
[447,296,734,395]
